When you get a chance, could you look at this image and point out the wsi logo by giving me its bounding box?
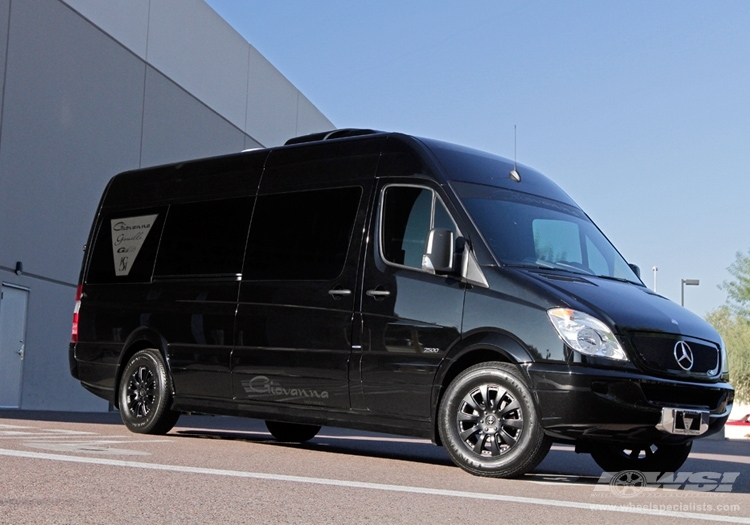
[595,471,741,498]
[241,375,329,400]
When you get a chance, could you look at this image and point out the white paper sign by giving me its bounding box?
[111,214,158,276]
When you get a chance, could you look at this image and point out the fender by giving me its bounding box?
[118,327,169,366]
[431,330,536,436]
[437,330,535,381]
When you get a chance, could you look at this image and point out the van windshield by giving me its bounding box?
[453,182,641,284]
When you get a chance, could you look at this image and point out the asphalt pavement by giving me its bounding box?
[1,410,748,524]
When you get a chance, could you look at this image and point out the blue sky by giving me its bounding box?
[206,0,750,317]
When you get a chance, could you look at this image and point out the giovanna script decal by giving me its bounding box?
[111,214,158,276]
[241,376,329,400]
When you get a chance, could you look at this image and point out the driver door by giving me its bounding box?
[356,182,465,418]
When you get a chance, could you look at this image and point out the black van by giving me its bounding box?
[69,129,733,478]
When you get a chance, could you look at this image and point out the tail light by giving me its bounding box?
[71,285,82,343]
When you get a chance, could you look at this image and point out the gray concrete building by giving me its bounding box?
[0,0,333,411]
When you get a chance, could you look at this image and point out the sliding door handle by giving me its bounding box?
[328,288,352,299]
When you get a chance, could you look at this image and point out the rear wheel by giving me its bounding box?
[589,441,692,473]
[118,349,180,434]
[438,362,551,478]
[265,421,321,443]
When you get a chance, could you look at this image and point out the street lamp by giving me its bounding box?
[681,279,700,307]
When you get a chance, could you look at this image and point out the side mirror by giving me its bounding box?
[422,228,454,274]
[628,263,641,279]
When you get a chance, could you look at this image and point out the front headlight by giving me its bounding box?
[547,308,628,361]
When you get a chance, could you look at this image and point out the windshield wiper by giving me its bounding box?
[504,262,555,270]
[595,274,639,285]
[505,262,593,277]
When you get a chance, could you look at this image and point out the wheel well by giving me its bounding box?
[113,341,166,409]
[433,348,516,445]
[442,349,513,393]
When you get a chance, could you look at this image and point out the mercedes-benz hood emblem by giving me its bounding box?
[674,341,694,371]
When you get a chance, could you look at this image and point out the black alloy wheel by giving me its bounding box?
[438,362,551,478]
[119,349,180,435]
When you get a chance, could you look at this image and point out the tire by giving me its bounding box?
[265,421,321,443]
[590,441,692,473]
[438,362,551,478]
[118,349,180,435]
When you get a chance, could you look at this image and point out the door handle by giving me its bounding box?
[366,288,391,299]
[328,288,352,299]
[17,341,24,359]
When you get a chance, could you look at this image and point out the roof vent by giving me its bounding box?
[284,128,379,146]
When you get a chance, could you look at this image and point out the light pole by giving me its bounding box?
[652,266,658,292]
[681,279,700,307]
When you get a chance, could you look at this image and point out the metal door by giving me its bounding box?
[0,284,29,407]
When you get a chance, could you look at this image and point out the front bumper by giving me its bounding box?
[525,362,733,445]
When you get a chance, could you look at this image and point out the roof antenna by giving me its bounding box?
[509,124,521,182]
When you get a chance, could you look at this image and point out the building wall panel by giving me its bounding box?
[60,0,150,59]
[0,0,145,283]
[245,45,299,147]
[0,0,10,128]
[297,93,335,138]
[140,66,246,168]
[147,0,250,132]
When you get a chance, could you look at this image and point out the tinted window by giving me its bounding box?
[86,207,166,284]
[381,186,457,269]
[532,219,582,265]
[243,187,362,280]
[154,197,253,277]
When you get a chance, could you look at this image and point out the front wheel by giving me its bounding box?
[118,349,180,434]
[589,441,692,473]
[438,362,551,478]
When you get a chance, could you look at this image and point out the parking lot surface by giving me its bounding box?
[0,410,748,524]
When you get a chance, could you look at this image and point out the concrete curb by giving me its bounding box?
[725,403,750,440]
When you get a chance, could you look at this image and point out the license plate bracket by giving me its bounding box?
[656,407,709,435]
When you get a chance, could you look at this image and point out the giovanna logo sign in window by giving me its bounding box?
[110,214,158,276]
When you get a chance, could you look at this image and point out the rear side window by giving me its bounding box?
[86,207,166,284]
[243,187,362,280]
[154,197,253,277]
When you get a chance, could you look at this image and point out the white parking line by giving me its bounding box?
[0,448,745,523]
[0,431,97,439]
[0,423,170,456]
[24,439,170,456]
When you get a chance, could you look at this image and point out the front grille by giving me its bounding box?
[629,334,720,379]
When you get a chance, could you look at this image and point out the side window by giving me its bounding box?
[381,186,457,270]
[154,197,253,277]
[243,187,362,280]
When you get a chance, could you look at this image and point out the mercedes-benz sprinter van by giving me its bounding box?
[69,129,733,478]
